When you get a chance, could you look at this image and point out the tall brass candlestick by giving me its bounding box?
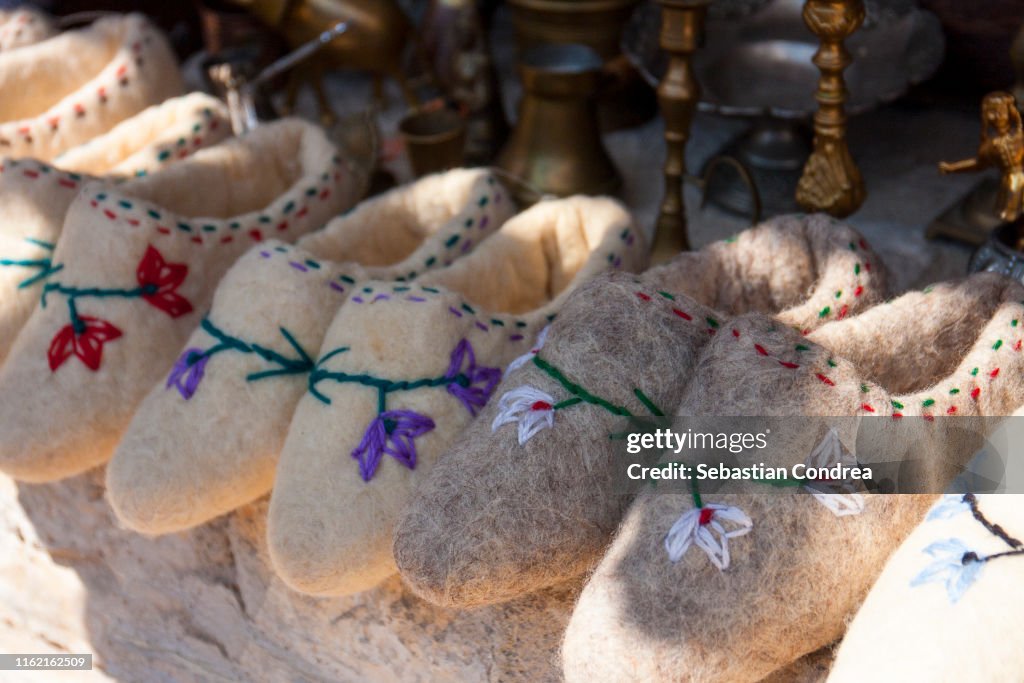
[795,0,866,218]
[651,0,709,264]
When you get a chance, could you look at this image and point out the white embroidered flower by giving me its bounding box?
[803,428,865,517]
[506,325,550,373]
[664,503,753,569]
[491,385,555,445]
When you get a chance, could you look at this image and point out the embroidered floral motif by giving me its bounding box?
[664,503,754,569]
[47,315,122,371]
[506,325,549,373]
[911,493,1024,603]
[802,428,866,516]
[445,339,501,416]
[42,244,192,372]
[308,338,501,481]
[491,386,556,445]
[166,347,210,399]
[351,410,436,481]
[136,245,193,317]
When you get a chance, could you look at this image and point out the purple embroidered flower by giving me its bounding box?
[351,410,435,482]
[166,347,210,399]
[445,339,501,416]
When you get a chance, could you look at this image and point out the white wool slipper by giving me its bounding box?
[561,273,1024,683]
[0,118,352,483]
[392,215,889,608]
[828,493,1024,683]
[106,169,514,534]
[0,13,182,161]
[266,195,646,596]
[0,95,232,367]
[0,7,56,52]
[54,92,231,178]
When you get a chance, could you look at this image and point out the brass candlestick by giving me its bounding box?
[795,0,866,218]
[651,0,709,264]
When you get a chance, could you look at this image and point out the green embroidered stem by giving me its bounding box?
[690,476,703,509]
[199,318,315,381]
[42,281,156,309]
[308,346,472,408]
[532,355,635,417]
[634,388,665,417]
[0,238,62,289]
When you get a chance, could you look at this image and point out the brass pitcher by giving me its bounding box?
[498,43,621,203]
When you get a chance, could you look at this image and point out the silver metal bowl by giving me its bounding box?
[624,0,945,119]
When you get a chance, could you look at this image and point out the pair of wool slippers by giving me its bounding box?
[388,219,1024,681]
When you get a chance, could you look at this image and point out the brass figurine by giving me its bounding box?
[795,0,866,218]
[651,0,709,262]
[940,92,1024,224]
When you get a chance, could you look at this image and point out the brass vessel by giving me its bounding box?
[507,0,656,130]
[497,44,621,203]
[399,107,468,178]
[226,0,418,114]
[795,0,866,218]
[651,0,709,262]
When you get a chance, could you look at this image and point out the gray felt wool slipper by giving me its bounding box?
[266,195,645,597]
[392,214,888,608]
[106,169,513,534]
[560,273,1024,683]
[0,119,352,483]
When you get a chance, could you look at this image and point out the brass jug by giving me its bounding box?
[498,44,621,203]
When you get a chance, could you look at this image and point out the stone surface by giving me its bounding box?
[3,469,579,682]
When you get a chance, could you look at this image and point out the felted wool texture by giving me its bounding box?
[392,214,888,609]
[106,169,514,535]
[53,92,231,178]
[560,273,1024,683]
[645,212,888,332]
[0,97,231,367]
[828,494,1024,683]
[0,118,350,483]
[266,195,644,597]
[0,13,183,162]
[0,7,56,52]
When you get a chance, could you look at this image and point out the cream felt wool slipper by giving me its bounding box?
[266,195,645,596]
[560,273,1024,683]
[0,13,182,162]
[392,214,888,608]
[0,7,56,52]
[828,493,1024,683]
[54,92,231,178]
[106,168,514,534]
[0,118,352,483]
[0,96,230,366]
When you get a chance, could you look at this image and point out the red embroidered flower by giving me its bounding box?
[136,245,193,318]
[47,316,122,371]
